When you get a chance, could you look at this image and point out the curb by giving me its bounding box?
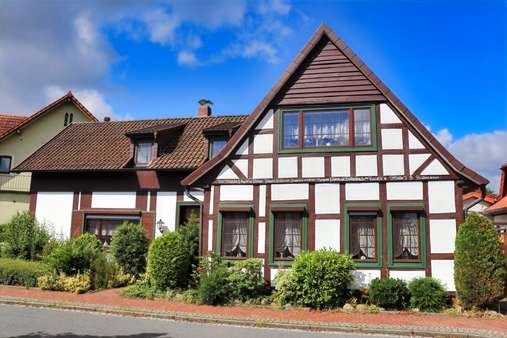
[0,296,504,338]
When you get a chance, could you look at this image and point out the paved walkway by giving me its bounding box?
[0,286,505,337]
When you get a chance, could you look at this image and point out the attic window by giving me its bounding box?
[135,142,152,165]
[209,138,227,158]
[0,156,12,173]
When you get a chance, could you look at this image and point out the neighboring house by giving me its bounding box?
[0,92,97,224]
[485,164,507,233]
[463,190,496,214]
[16,25,487,290]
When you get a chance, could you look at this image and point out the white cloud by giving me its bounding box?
[177,51,198,66]
[142,8,179,45]
[434,128,453,147]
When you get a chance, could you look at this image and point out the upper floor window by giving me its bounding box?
[135,142,152,165]
[64,113,73,126]
[209,138,227,158]
[280,107,372,150]
[0,156,12,173]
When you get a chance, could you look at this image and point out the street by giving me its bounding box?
[0,304,407,338]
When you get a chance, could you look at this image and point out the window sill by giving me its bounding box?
[352,260,383,268]
[278,144,377,154]
[387,261,426,269]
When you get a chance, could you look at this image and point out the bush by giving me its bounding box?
[0,223,7,243]
[275,250,353,309]
[46,233,103,275]
[3,212,50,260]
[177,222,200,283]
[0,258,49,287]
[147,231,191,290]
[110,222,149,277]
[408,277,448,312]
[368,278,410,310]
[273,270,295,307]
[122,280,157,300]
[197,254,232,305]
[228,258,265,301]
[455,213,506,309]
[38,272,91,294]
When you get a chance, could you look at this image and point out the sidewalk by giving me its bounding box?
[0,286,505,338]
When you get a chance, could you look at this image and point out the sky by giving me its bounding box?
[0,0,506,190]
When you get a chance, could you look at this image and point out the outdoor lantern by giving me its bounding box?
[157,219,168,233]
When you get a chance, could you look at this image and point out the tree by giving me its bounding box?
[110,222,149,276]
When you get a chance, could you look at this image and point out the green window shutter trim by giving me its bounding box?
[215,204,255,259]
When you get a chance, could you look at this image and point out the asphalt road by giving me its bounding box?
[0,304,408,338]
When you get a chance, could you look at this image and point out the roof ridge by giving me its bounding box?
[75,114,248,125]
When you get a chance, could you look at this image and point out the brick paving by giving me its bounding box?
[0,286,505,337]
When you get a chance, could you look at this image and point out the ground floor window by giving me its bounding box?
[222,212,249,258]
[177,203,200,227]
[84,215,140,245]
[392,212,420,261]
[274,212,303,260]
[350,214,377,261]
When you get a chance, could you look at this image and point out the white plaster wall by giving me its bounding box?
[255,109,274,130]
[409,153,431,175]
[183,190,204,202]
[389,270,425,282]
[259,185,266,217]
[233,159,248,177]
[315,219,340,250]
[386,182,423,200]
[209,186,215,215]
[253,134,273,154]
[381,129,403,149]
[217,165,238,180]
[430,219,456,253]
[315,183,340,214]
[351,269,381,289]
[156,191,177,235]
[380,104,401,124]
[331,156,350,177]
[208,220,213,251]
[355,155,378,176]
[278,157,298,178]
[345,183,379,200]
[382,154,405,176]
[235,140,249,155]
[271,184,309,201]
[36,192,73,239]
[302,157,325,177]
[270,268,284,285]
[408,131,425,149]
[465,201,489,213]
[253,158,273,179]
[431,260,455,291]
[220,185,254,201]
[258,222,266,254]
[421,159,449,175]
[91,191,136,209]
[428,181,456,213]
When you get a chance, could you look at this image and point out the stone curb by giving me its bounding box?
[0,296,504,338]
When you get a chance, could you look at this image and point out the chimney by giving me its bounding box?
[103,117,111,122]
[197,99,213,117]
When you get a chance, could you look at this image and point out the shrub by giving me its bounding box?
[3,212,50,260]
[228,258,265,301]
[273,270,295,307]
[110,222,149,277]
[408,277,448,312]
[0,258,49,287]
[455,213,506,309]
[368,278,410,310]
[197,254,232,305]
[38,272,91,294]
[277,250,353,309]
[147,231,191,290]
[177,222,200,283]
[122,280,157,300]
[0,223,7,243]
[46,233,103,275]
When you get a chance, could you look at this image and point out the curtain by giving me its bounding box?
[351,219,375,260]
[354,109,370,145]
[394,213,419,259]
[223,213,247,257]
[276,213,301,258]
[304,111,348,146]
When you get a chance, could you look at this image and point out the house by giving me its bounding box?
[463,190,496,214]
[485,164,507,233]
[0,92,97,224]
[15,25,488,290]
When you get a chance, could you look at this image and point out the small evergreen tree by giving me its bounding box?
[110,222,149,276]
[454,213,506,309]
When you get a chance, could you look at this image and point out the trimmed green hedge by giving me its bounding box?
[0,258,49,287]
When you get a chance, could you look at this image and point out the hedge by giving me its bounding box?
[0,258,49,287]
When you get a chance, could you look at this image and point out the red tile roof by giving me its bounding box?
[485,196,507,215]
[14,115,246,172]
[0,114,28,138]
[463,191,497,204]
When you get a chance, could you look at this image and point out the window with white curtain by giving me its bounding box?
[274,212,302,260]
[354,109,371,145]
[222,212,248,258]
[350,214,377,261]
[392,212,420,261]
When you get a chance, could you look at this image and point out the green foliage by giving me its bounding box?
[0,258,49,287]
[275,250,354,309]
[177,222,200,275]
[273,270,295,307]
[368,278,410,310]
[3,212,50,260]
[38,272,91,294]
[122,280,157,300]
[0,223,8,243]
[197,254,232,305]
[110,222,149,276]
[408,277,448,312]
[40,240,63,259]
[182,289,200,304]
[147,231,191,290]
[46,233,103,275]
[228,258,265,301]
[454,213,506,309]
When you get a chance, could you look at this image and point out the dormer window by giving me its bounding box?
[209,138,227,158]
[135,142,152,165]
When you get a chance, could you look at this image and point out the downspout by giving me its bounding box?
[464,185,486,217]
[185,187,204,257]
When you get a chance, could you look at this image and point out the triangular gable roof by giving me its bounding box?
[0,91,98,142]
[0,113,28,137]
[182,24,488,187]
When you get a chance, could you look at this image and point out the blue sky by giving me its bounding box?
[1,0,506,189]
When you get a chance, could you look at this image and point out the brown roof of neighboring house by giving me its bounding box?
[14,115,246,172]
[0,114,28,138]
[463,191,497,204]
[0,91,98,142]
[181,24,488,187]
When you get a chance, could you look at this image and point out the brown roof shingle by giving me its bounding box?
[0,114,28,138]
[14,115,246,172]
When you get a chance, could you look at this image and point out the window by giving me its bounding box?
[392,212,420,261]
[274,212,303,260]
[177,203,200,227]
[350,214,377,261]
[135,142,152,165]
[84,216,140,245]
[222,212,249,258]
[64,113,69,126]
[69,113,73,124]
[280,106,373,150]
[209,138,227,158]
[0,156,12,173]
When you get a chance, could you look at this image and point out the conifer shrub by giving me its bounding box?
[408,277,448,312]
[110,222,149,276]
[368,278,410,310]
